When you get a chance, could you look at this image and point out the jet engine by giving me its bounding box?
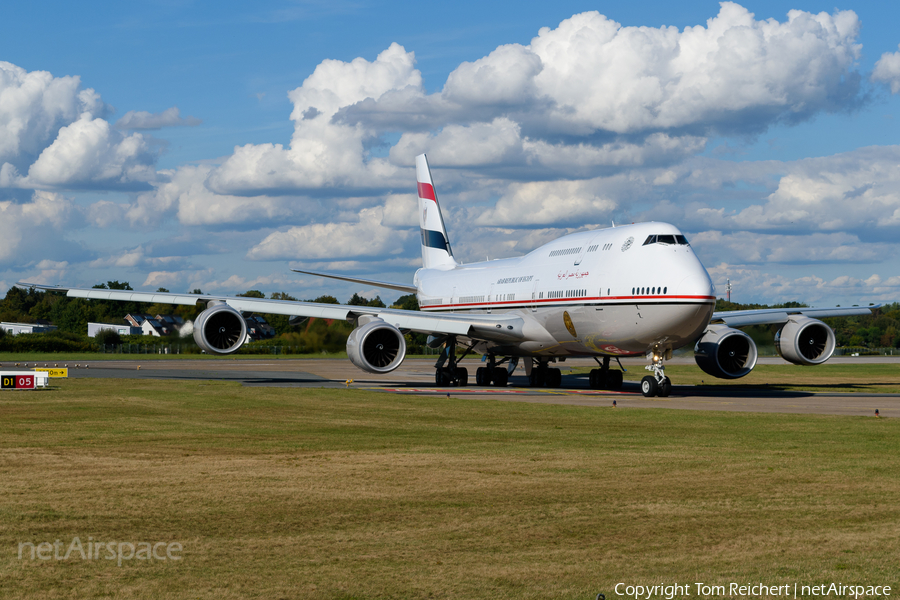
[193,303,247,355]
[347,317,407,374]
[775,317,835,365]
[694,325,758,379]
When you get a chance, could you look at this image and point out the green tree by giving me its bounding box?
[347,293,369,306]
[96,329,123,346]
[392,294,419,311]
[347,293,385,307]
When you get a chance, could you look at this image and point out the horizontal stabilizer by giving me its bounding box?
[291,269,417,293]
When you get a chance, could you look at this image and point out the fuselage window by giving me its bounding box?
[658,234,676,245]
[663,287,667,294]
[675,235,689,245]
[643,235,657,245]
[652,287,655,294]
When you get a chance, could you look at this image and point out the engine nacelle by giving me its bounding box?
[775,317,835,365]
[347,317,407,374]
[193,303,247,355]
[694,325,758,379]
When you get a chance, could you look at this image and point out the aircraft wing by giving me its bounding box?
[16,282,526,342]
[710,305,879,328]
[290,269,417,293]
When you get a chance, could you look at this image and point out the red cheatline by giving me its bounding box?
[417,182,436,201]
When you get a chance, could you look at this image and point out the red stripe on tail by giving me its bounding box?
[417,182,436,201]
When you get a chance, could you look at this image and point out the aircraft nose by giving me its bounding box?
[677,273,715,298]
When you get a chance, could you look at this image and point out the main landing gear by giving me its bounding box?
[433,339,516,388]
[433,337,469,386]
[474,355,513,387]
[641,349,671,397]
[588,356,624,390]
[526,359,562,388]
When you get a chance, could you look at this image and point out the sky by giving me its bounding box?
[2,0,900,307]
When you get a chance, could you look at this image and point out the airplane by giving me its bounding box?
[18,154,878,397]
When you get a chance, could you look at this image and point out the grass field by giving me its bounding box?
[1,379,898,599]
[609,363,900,394]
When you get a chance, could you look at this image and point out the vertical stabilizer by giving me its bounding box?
[416,154,457,269]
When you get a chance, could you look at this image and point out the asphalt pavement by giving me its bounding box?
[12,356,896,418]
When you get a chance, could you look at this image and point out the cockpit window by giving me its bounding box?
[644,234,690,246]
[657,234,676,245]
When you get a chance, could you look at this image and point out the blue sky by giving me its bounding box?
[2,0,900,306]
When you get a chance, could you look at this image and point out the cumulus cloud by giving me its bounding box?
[115,107,201,130]
[127,165,300,226]
[726,146,900,232]
[0,191,81,266]
[707,263,899,305]
[0,61,161,191]
[691,231,889,265]
[0,61,108,171]
[247,206,413,260]
[88,246,187,271]
[474,179,616,226]
[16,114,158,190]
[340,3,863,139]
[204,43,419,196]
[873,44,900,94]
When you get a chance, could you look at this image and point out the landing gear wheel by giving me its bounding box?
[529,369,546,387]
[492,367,508,387]
[589,368,607,389]
[641,376,658,398]
[589,369,598,388]
[657,376,671,397]
[455,367,469,387]
[435,369,449,387]
[608,370,623,390]
[475,367,491,386]
[548,368,562,388]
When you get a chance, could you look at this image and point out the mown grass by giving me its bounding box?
[0,379,898,599]
[594,363,900,394]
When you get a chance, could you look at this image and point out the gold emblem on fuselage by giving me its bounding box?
[563,311,577,337]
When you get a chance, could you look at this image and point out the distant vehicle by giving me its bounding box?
[19,155,877,396]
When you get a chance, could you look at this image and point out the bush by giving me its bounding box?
[0,331,96,353]
[95,329,122,346]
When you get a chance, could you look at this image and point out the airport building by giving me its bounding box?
[124,314,186,337]
[87,323,143,338]
[1,321,58,335]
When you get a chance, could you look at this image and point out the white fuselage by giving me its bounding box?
[413,222,716,358]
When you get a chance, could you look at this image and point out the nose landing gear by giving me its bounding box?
[641,348,671,397]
